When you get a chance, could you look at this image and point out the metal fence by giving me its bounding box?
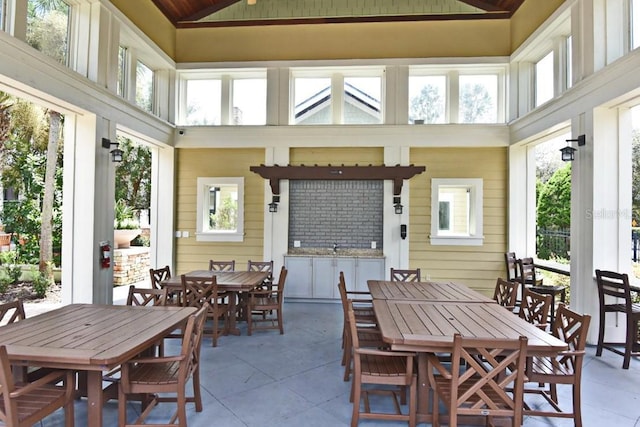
[536,228,570,260]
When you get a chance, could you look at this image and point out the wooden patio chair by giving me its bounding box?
[427,333,528,427]
[492,277,518,311]
[347,302,416,427]
[390,267,421,282]
[126,285,168,307]
[337,272,382,382]
[0,345,75,427]
[504,251,519,282]
[519,287,552,330]
[523,303,591,427]
[246,266,287,335]
[181,275,230,347]
[0,300,26,326]
[149,265,171,289]
[247,259,274,286]
[208,260,235,272]
[595,269,640,369]
[118,304,208,427]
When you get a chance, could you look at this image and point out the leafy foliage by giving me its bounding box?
[30,263,52,298]
[409,84,444,124]
[459,83,493,123]
[115,137,151,214]
[537,163,572,230]
[114,199,139,230]
[26,0,70,65]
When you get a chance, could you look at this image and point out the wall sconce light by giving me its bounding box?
[560,134,586,162]
[268,195,280,213]
[393,196,403,214]
[102,138,123,163]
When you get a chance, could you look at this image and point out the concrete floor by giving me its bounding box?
[31,298,640,426]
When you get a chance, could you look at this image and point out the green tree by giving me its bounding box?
[537,163,572,229]
[409,84,444,124]
[460,83,493,123]
[632,129,640,220]
[115,137,152,213]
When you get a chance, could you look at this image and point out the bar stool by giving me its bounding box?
[595,269,640,369]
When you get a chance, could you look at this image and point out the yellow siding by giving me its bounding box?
[175,148,266,273]
[290,147,384,165]
[109,0,176,58]
[409,147,508,296]
[175,20,511,62]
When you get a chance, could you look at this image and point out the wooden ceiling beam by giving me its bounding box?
[250,164,426,196]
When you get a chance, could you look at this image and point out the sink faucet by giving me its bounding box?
[333,243,339,254]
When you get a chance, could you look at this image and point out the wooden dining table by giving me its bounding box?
[367,280,568,424]
[162,270,269,335]
[367,279,495,302]
[0,303,196,427]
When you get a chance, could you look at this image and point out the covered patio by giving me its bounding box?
[34,301,640,427]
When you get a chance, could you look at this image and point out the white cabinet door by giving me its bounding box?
[312,258,335,299]
[355,258,386,293]
[284,256,313,298]
[336,258,357,293]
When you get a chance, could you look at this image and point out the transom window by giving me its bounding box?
[26,0,71,65]
[535,51,554,107]
[634,0,640,50]
[179,71,267,126]
[291,67,384,125]
[196,177,244,242]
[136,60,154,113]
[458,74,498,124]
[408,75,447,124]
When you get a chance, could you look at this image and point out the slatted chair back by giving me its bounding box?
[126,285,168,307]
[519,287,552,330]
[493,278,518,311]
[524,303,591,427]
[504,251,519,281]
[208,260,235,272]
[118,304,208,427]
[347,302,417,426]
[517,257,542,286]
[0,345,75,427]
[149,265,171,290]
[0,300,26,326]
[181,275,228,347]
[247,267,288,335]
[428,333,528,427]
[390,268,421,282]
[595,269,640,369]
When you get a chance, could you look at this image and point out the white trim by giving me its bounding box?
[195,177,245,242]
[430,178,484,246]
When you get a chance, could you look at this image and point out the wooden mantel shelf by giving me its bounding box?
[249,164,426,195]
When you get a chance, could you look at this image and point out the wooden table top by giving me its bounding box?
[0,304,196,370]
[373,300,567,355]
[162,270,269,291]
[367,279,494,302]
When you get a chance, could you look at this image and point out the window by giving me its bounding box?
[196,177,244,242]
[343,76,382,124]
[185,79,221,125]
[180,72,267,125]
[535,51,554,107]
[0,0,5,31]
[459,75,498,123]
[293,77,331,124]
[430,178,483,246]
[26,0,71,65]
[634,0,640,50]
[566,36,573,89]
[408,75,446,124]
[232,79,266,125]
[291,68,384,125]
[136,60,154,113]
[117,46,127,97]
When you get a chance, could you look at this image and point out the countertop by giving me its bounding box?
[286,248,384,258]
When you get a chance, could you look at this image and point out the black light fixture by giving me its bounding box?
[268,195,280,213]
[560,134,586,162]
[102,138,123,163]
[393,196,403,214]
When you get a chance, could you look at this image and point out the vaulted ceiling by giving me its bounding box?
[151,0,526,27]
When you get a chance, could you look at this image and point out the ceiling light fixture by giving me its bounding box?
[248,0,256,4]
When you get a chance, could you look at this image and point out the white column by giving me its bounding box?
[383,146,410,273]
[149,144,175,272]
[61,113,114,304]
[263,146,290,273]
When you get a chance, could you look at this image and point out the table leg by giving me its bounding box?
[227,292,241,336]
[86,371,104,427]
[417,353,433,424]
